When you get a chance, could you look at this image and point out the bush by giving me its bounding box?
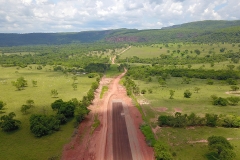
[207,136,236,160]
[154,140,173,160]
[184,90,192,98]
[0,112,21,132]
[0,101,6,110]
[29,114,60,137]
[212,97,228,106]
[141,89,147,94]
[140,123,156,147]
[51,99,76,118]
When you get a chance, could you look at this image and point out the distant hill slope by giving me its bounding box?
[0,20,240,46]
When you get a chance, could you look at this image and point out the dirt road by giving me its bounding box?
[62,65,153,160]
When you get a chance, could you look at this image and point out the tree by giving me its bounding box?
[205,113,218,127]
[72,83,77,90]
[212,97,228,106]
[72,76,78,83]
[207,136,236,160]
[169,90,175,99]
[21,105,31,114]
[184,90,192,98]
[11,77,28,90]
[154,140,173,160]
[32,80,37,87]
[158,78,166,87]
[0,112,21,132]
[226,78,237,85]
[51,99,76,118]
[194,49,201,55]
[141,89,146,94]
[227,97,240,106]
[230,85,239,91]
[26,99,34,107]
[51,89,58,98]
[194,87,200,93]
[29,114,60,137]
[181,77,191,84]
[0,101,6,110]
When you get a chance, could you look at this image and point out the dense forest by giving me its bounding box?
[0,20,240,46]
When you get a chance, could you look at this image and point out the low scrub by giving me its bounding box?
[140,123,156,147]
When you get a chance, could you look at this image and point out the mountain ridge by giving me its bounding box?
[0,20,240,46]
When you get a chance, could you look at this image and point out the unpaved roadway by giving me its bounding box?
[62,60,153,160]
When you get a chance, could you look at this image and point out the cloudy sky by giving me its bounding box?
[0,0,239,33]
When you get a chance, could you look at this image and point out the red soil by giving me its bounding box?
[61,70,154,160]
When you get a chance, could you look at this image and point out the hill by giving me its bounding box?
[0,20,240,46]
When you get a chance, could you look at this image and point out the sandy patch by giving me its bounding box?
[174,108,182,113]
[155,107,168,112]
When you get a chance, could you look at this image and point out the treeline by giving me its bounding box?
[158,112,240,128]
[0,43,128,68]
[117,53,228,65]
[126,65,240,80]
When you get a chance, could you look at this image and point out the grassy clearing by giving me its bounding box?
[100,86,108,99]
[105,64,122,77]
[132,76,240,159]
[121,43,240,59]
[0,66,95,159]
[156,127,240,160]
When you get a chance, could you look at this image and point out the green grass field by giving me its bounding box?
[0,65,95,159]
[120,42,240,60]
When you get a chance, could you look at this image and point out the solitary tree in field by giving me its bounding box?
[194,87,200,93]
[207,136,235,160]
[51,89,58,98]
[21,100,34,114]
[12,77,28,90]
[26,99,34,107]
[169,90,175,99]
[72,76,78,83]
[32,80,37,87]
[184,90,192,98]
[194,49,201,55]
[72,83,77,90]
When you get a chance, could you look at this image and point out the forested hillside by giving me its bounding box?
[0,20,240,46]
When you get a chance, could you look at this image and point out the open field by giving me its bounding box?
[0,66,95,159]
[157,127,240,160]
[121,43,240,59]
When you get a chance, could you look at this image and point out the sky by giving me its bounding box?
[0,0,239,33]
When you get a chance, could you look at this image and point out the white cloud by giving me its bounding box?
[0,0,239,33]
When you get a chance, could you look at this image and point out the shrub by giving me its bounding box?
[212,97,228,106]
[0,112,21,132]
[30,114,60,137]
[184,90,192,98]
[141,89,147,94]
[154,140,173,160]
[140,123,156,147]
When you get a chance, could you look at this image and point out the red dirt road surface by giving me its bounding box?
[62,70,154,160]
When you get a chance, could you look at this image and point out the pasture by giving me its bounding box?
[0,65,95,159]
[121,43,240,59]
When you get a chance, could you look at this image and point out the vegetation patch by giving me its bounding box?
[100,86,108,99]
